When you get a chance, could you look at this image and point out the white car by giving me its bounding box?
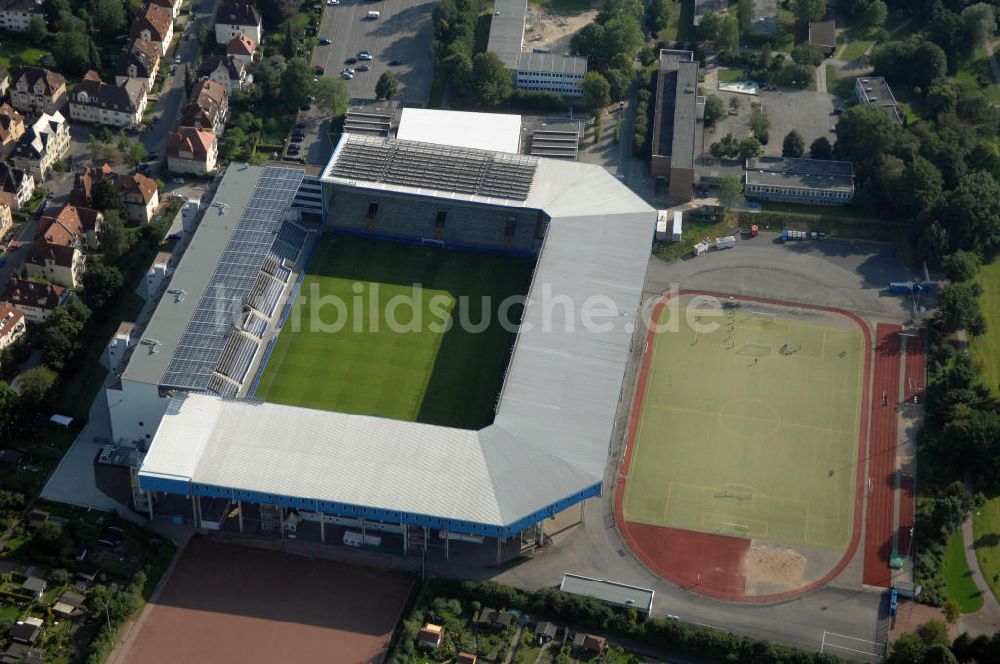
[327,0,339,5]
[358,51,373,61]
[340,70,354,79]
[174,55,181,64]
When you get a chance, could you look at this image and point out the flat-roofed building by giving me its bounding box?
[744,156,855,205]
[855,76,903,125]
[651,50,700,201]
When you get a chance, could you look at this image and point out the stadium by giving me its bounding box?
[107,116,655,560]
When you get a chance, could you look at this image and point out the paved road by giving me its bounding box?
[140,0,222,176]
[959,477,1000,636]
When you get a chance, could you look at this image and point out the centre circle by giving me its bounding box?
[718,399,781,439]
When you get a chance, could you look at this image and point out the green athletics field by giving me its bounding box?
[622,298,866,549]
[253,236,534,429]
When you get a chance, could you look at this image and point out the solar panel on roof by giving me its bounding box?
[160,167,304,391]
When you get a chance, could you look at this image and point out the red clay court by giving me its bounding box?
[120,537,412,664]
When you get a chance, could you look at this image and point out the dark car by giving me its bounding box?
[356,65,369,72]
[344,57,357,65]
[319,38,332,45]
[295,122,306,129]
[148,152,158,160]
[388,58,401,66]
[314,65,325,75]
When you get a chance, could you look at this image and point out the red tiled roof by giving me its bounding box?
[1,277,66,311]
[0,302,24,340]
[166,127,215,160]
[226,33,256,57]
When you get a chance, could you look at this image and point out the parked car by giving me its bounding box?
[356,65,369,72]
[172,177,185,184]
[388,58,401,66]
[295,122,306,129]
[314,64,325,74]
[344,57,357,65]
[327,0,339,5]
[358,51,373,60]
[319,38,332,45]
[174,54,181,64]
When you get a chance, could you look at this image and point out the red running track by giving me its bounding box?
[898,474,916,561]
[863,323,902,588]
[904,329,926,403]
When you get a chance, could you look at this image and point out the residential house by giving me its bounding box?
[25,210,88,288]
[534,622,558,643]
[150,0,182,18]
[8,618,42,645]
[0,199,10,236]
[52,590,85,616]
[11,110,70,180]
[474,607,497,630]
[131,3,174,57]
[69,71,147,129]
[179,79,228,134]
[10,66,67,116]
[0,160,33,211]
[0,66,9,98]
[0,277,68,322]
[115,39,162,93]
[808,19,837,56]
[2,643,44,664]
[0,103,25,158]
[226,33,256,64]
[0,302,26,358]
[166,126,218,174]
[0,0,44,33]
[571,633,606,655]
[20,577,45,600]
[215,0,262,45]
[197,55,247,94]
[71,164,159,224]
[456,654,477,664]
[417,624,443,649]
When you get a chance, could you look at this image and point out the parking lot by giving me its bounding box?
[704,86,838,159]
[313,0,435,105]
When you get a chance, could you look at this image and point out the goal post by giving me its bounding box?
[750,311,777,321]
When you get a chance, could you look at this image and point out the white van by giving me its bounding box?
[343,530,382,547]
[367,10,380,18]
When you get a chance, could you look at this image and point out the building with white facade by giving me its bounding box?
[69,72,147,129]
[744,157,855,205]
[215,0,262,45]
[0,0,43,33]
[11,111,70,181]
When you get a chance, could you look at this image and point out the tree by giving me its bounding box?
[93,0,126,39]
[17,365,56,410]
[38,302,92,372]
[258,0,304,27]
[861,0,887,29]
[581,71,611,110]
[82,262,124,311]
[728,96,740,114]
[471,52,512,106]
[697,11,720,41]
[871,38,947,89]
[939,171,1000,252]
[99,211,132,262]
[737,0,753,32]
[793,0,827,24]
[936,282,986,334]
[0,382,17,439]
[644,0,671,33]
[962,3,996,49]
[27,16,46,43]
[570,22,605,59]
[280,57,315,109]
[791,43,824,66]
[440,52,473,93]
[375,71,399,100]
[703,94,724,127]
[739,137,762,159]
[749,110,769,141]
[92,178,123,213]
[782,130,805,158]
[124,140,148,169]
[51,30,93,77]
[314,77,349,116]
[254,55,287,98]
[718,176,743,208]
[602,15,644,62]
[715,15,739,54]
[283,22,297,59]
[834,104,903,167]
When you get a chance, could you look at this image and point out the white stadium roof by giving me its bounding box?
[139,133,655,536]
[396,108,522,154]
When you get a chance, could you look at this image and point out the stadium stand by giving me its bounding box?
[277,222,307,249]
[216,331,259,384]
[207,373,240,398]
[246,273,284,317]
[242,310,269,339]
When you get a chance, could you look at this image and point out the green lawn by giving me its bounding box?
[943,530,985,613]
[654,210,738,262]
[954,47,1000,104]
[254,236,534,429]
[0,44,46,71]
[974,496,1000,605]
[657,0,681,41]
[622,296,865,548]
[515,644,543,664]
[972,258,1000,396]
[826,65,855,100]
[717,68,744,83]
[838,39,875,63]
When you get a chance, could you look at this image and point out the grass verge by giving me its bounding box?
[942,530,985,613]
[971,258,1000,396]
[653,210,737,262]
[973,495,1000,604]
[838,39,874,62]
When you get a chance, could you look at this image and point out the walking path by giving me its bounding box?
[959,489,1000,635]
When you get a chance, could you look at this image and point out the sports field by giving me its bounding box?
[622,296,865,549]
[253,236,534,429]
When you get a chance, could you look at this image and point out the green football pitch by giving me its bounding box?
[253,236,534,429]
[622,299,866,549]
